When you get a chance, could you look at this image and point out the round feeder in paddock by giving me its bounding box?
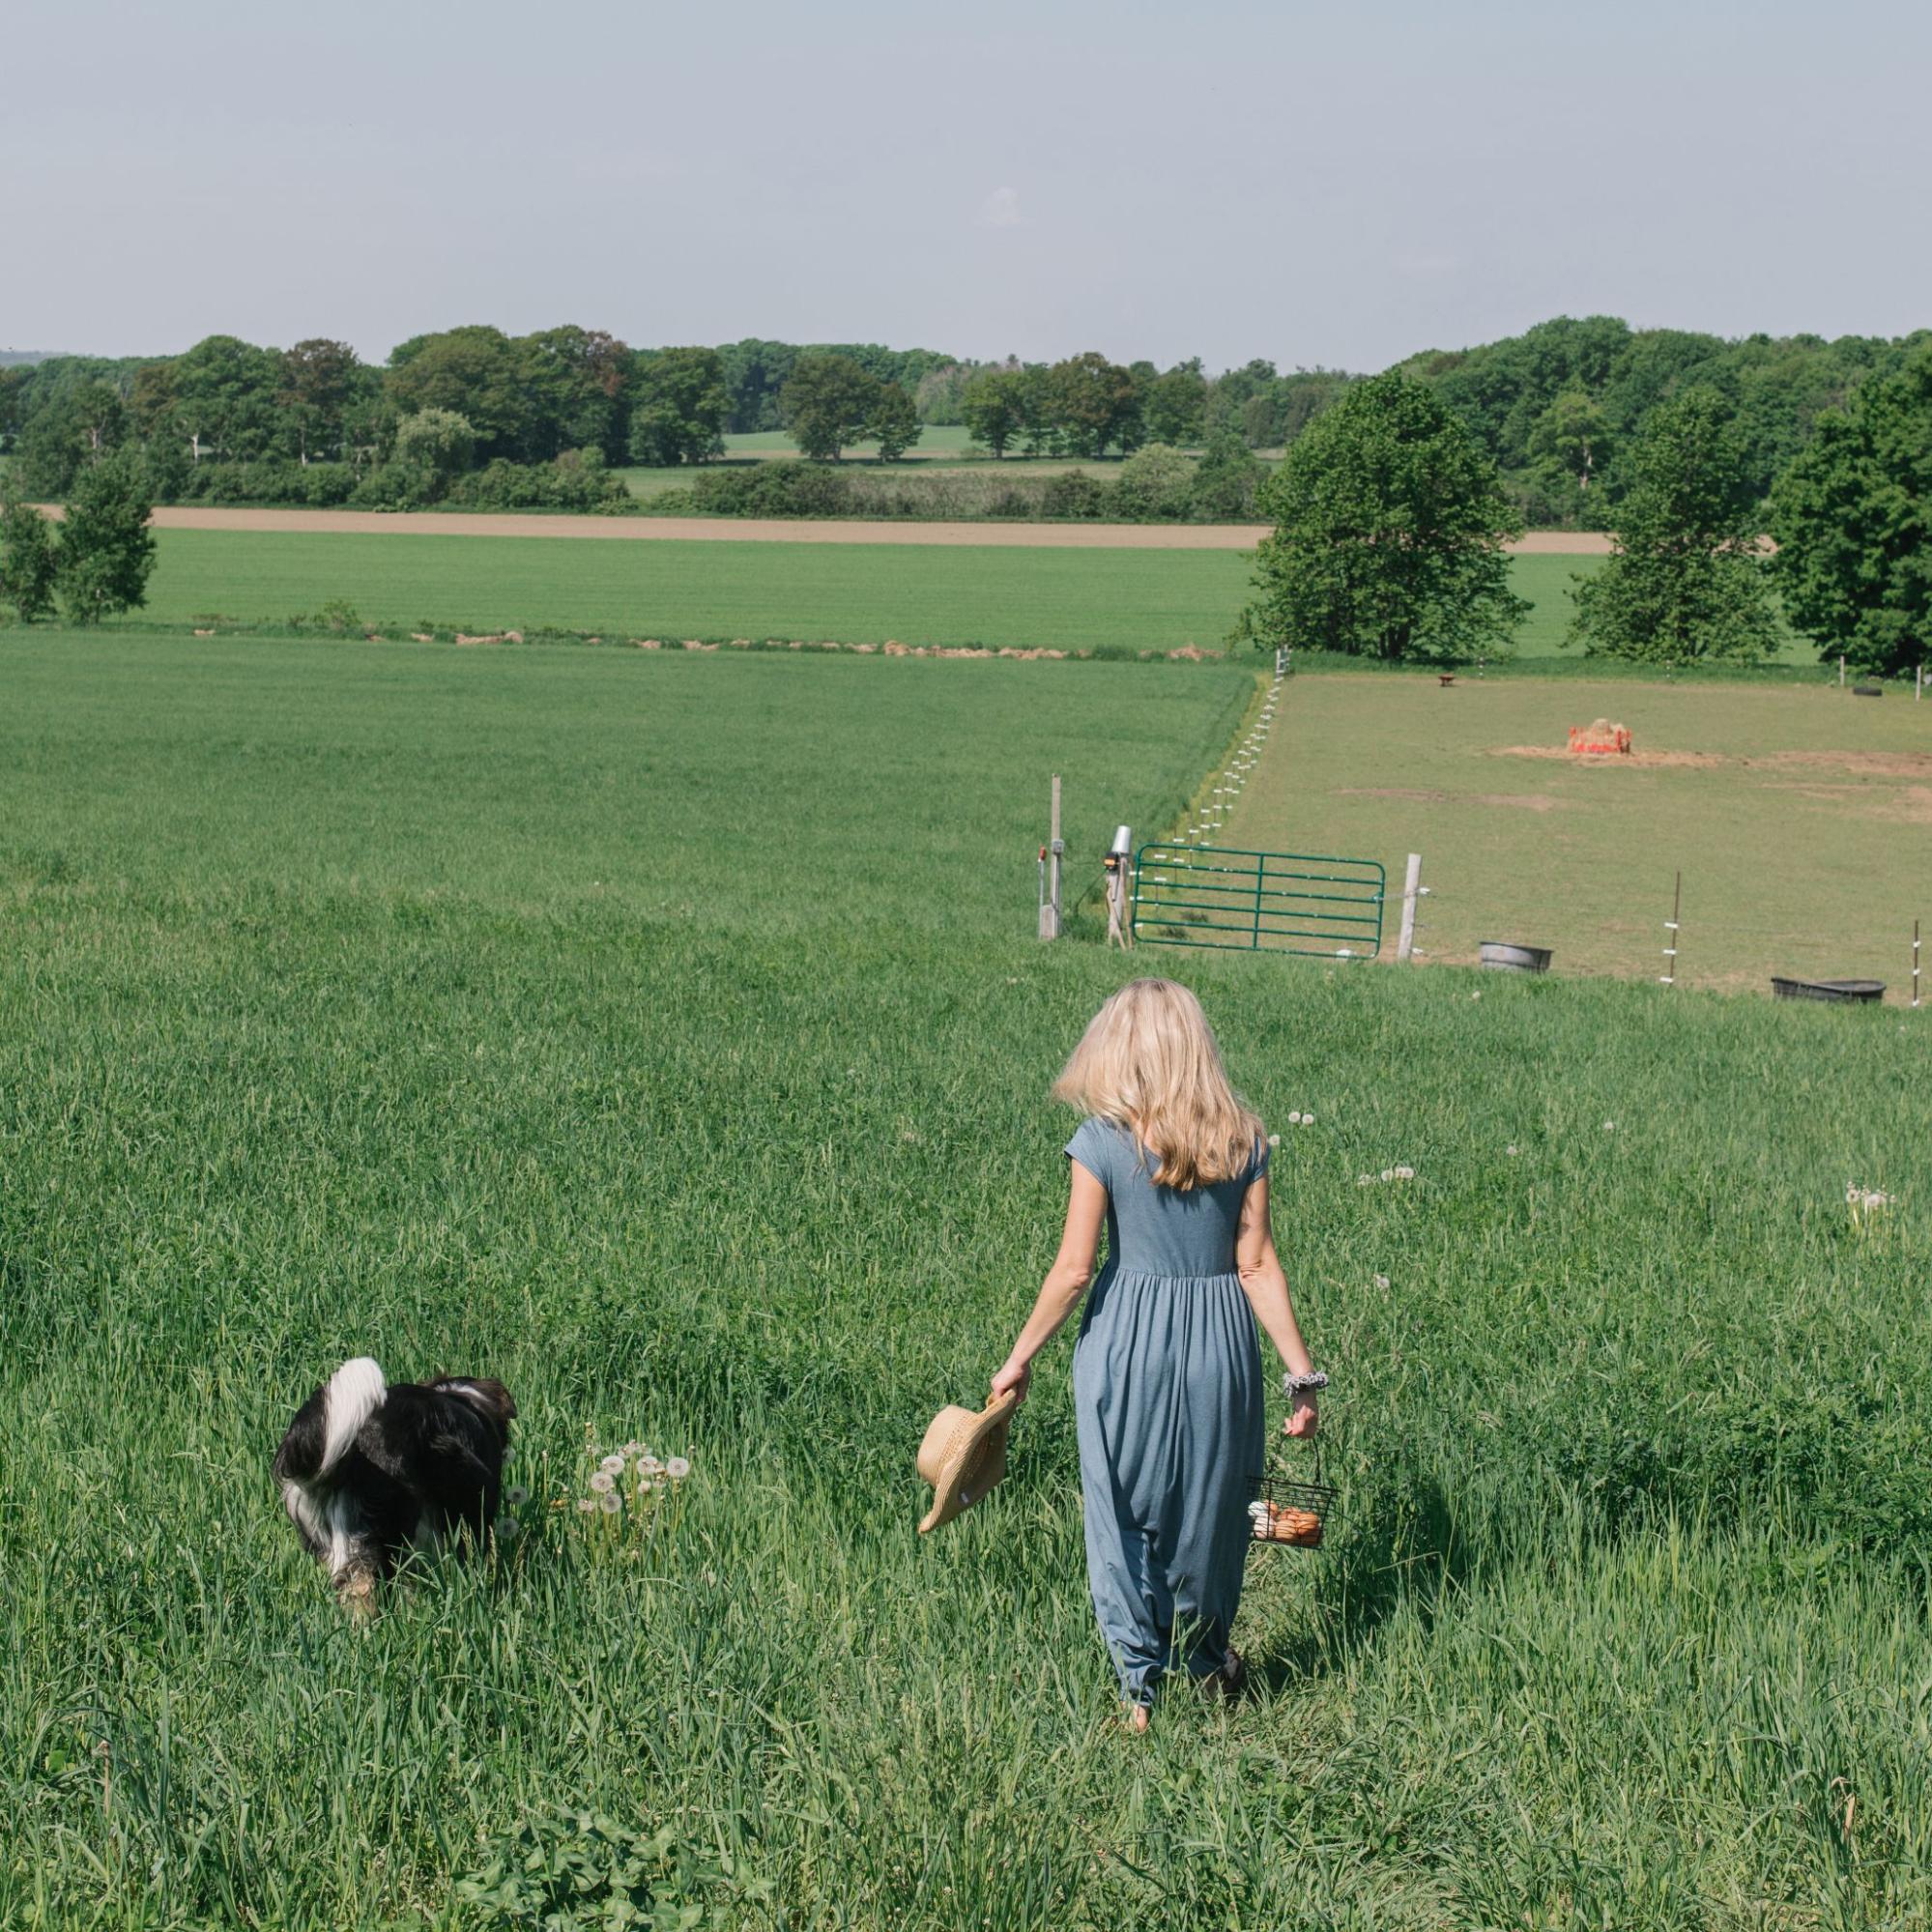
[1479,940,1553,973]
[1770,976,1885,1005]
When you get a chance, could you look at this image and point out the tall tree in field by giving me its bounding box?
[1242,370,1527,661]
[1769,347,1932,678]
[1044,351,1141,458]
[1569,387,1778,664]
[0,494,58,619]
[961,367,1026,457]
[278,338,364,465]
[628,347,728,465]
[868,380,920,462]
[55,451,156,624]
[781,354,879,460]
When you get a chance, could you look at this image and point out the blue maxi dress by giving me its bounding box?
[1066,1115,1268,1705]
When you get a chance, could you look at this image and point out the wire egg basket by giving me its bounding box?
[1247,1443,1337,1554]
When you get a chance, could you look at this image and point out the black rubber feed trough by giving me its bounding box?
[1771,976,1885,1004]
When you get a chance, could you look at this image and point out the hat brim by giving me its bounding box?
[917,1393,1018,1534]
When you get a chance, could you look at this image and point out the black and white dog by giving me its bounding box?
[274,1357,516,1611]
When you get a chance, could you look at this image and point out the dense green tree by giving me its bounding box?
[1569,388,1778,665]
[10,379,128,495]
[780,354,879,461]
[518,326,630,461]
[628,347,728,466]
[1769,348,1932,678]
[961,367,1027,458]
[1529,389,1613,495]
[1242,371,1527,661]
[868,380,920,462]
[1114,443,1197,519]
[392,408,477,483]
[1044,352,1141,458]
[1189,429,1267,520]
[0,495,58,619]
[0,366,26,448]
[54,450,156,624]
[165,335,282,461]
[387,327,534,460]
[1144,363,1207,447]
[277,338,365,465]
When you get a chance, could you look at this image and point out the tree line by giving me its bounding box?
[1242,349,1932,679]
[4,315,1922,525]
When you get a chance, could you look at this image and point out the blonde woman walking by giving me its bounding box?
[992,979,1323,1728]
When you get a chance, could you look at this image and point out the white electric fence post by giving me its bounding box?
[1914,918,1922,1008]
[1396,852,1425,963]
[1039,775,1063,940]
[1660,871,1682,986]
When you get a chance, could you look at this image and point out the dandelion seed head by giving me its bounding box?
[598,1490,622,1514]
[599,1454,625,1475]
[1373,1274,1391,1290]
[576,1498,596,1514]
[665,1456,692,1481]
[497,1517,522,1542]
[505,1485,529,1508]
[638,1455,664,1477]
[590,1470,616,1494]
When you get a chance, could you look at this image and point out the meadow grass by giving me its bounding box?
[1225,671,1930,989]
[2,629,1926,1929]
[132,529,1254,652]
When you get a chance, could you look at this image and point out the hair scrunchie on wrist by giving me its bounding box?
[1283,1370,1329,1397]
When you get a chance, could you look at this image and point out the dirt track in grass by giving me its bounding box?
[37,505,1620,553]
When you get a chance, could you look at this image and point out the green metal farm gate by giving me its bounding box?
[1131,843,1385,957]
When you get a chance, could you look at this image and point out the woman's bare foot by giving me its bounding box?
[1122,1702,1150,1735]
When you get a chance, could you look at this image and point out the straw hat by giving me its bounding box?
[915,1391,1018,1533]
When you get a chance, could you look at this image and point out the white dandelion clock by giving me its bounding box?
[497,1517,522,1543]
[590,1470,616,1495]
[1373,1274,1391,1290]
[1394,1165,1415,1180]
[598,1490,622,1514]
[599,1454,625,1476]
[1268,1133,1283,1148]
[505,1485,530,1509]
[576,1498,597,1514]
[665,1456,692,1481]
[637,1455,664,1477]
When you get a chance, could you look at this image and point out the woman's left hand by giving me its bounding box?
[1283,1394,1318,1438]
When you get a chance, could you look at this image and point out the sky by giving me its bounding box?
[7,0,1931,373]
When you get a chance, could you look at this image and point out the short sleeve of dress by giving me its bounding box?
[1065,1115,1113,1188]
[1249,1134,1272,1184]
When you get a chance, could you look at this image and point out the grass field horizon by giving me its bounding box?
[3,630,1927,1927]
[66,529,1724,660]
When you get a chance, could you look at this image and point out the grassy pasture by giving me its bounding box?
[126,528,1615,659]
[2,628,1928,1929]
[1225,672,1930,990]
[133,528,1253,652]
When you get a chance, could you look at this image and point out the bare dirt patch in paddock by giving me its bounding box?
[1488,745,1729,768]
[1341,786,1563,811]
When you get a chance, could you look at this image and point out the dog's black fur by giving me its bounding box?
[273,1358,516,1606]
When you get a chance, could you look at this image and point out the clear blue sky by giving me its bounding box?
[8,0,1929,370]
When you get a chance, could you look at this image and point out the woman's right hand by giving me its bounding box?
[991,1358,1031,1407]
[1283,1394,1318,1438]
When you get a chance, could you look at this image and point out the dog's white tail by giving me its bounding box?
[319,1357,387,1475]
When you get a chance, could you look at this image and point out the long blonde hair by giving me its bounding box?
[1052,978,1262,1191]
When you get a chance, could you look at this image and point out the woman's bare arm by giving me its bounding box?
[1235,1175,1319,1437]
[990,1160,1107,1405]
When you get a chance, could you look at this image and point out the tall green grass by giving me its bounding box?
[1,630,1925,1929]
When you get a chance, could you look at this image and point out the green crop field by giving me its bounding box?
[2,627,1926,1929]
[1224,671,1928,990]
[133,528,1252,652]
[120,528,1621,659]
